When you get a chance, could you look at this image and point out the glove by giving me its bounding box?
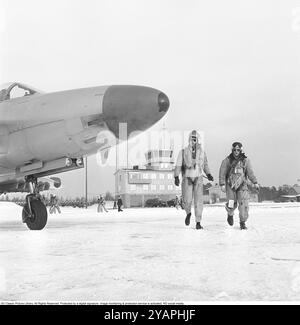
[207,174,214,182]
[254,183,260,191]
[221,185,226,192]
[174,176,180,186]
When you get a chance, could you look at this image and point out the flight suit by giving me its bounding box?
[174,145,211,223]
[219,156,257,223]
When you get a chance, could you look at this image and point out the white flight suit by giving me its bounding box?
[174,144,211,223]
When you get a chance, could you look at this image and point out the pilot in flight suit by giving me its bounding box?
[174,130,214,229]
[219,142,259,230]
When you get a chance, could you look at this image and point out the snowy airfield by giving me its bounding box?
[0,201,300,303]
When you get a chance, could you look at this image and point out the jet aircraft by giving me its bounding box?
[0,82,169,230]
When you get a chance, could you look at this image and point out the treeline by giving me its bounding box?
[0,186,298,206]
[0,191,116,208]
[204,184,297,202]
[258,186,297,202]
[257,186,278,202]
[0,196,100,208]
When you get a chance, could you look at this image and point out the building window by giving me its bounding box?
[159,174,164,180]
[143,184,149,191]
[151,174,156,179]
[142,173,148,179]
[167,173,173,180]
[130,172,140,180]
[159,185,165,191]
[151,185,157,191]
[168,185,173,191]
[130,184,136,191]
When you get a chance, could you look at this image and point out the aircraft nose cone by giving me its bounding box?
[158,92,169,113]
[103,85,169,138]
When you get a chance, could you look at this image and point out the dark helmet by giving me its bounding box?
[232,142,243,150]
[231,142,246,158]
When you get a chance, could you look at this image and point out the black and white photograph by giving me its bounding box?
[0,0,300,306]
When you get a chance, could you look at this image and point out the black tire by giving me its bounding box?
[23,199,48,230]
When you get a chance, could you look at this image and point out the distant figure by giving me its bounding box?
[97,195,108,213]
[113,200,117,209]
[117,196,123,212]
[174,195,180,209]
[49,194,61,214]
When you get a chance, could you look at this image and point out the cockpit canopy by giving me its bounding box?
[0,82,44,102]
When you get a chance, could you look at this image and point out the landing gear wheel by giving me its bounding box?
[23,199,48,230]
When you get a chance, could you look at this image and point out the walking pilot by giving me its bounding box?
[174,130,214,229]
[219,142,259,230]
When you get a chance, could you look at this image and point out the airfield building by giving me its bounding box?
[115,149,180,208]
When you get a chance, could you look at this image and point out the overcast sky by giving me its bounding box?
[1,0,300,198]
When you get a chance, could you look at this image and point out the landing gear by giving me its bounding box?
[22,176,48,230]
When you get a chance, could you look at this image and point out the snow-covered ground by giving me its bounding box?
[0,201,300,303]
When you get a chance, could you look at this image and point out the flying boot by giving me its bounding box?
[185,213,191,226]
[240,221,247,230]
[227,214,234,226]
[196,222,203,230]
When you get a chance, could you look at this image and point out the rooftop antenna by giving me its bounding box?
[115,137,119,198]
[85,156,88,208]
[162,122,167,149]
[162,122,173,152]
